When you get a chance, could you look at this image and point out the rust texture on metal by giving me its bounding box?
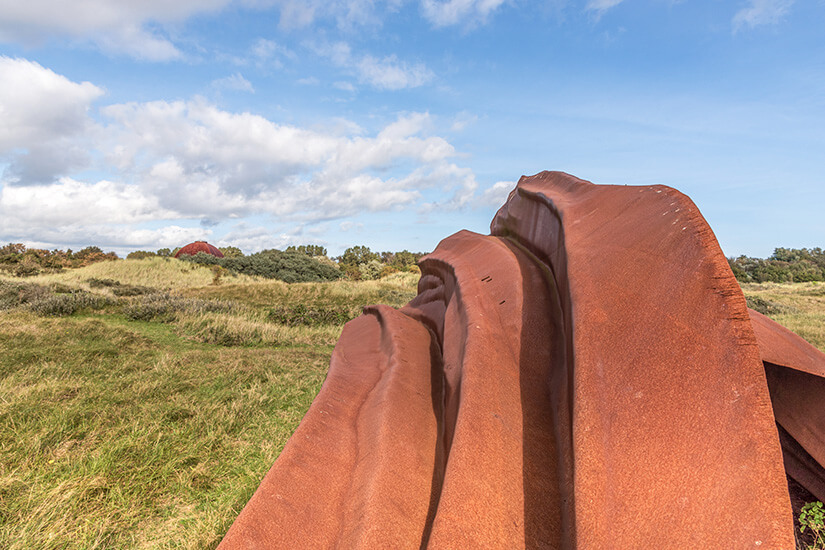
[173,241,225,259]
[219,171,824,548]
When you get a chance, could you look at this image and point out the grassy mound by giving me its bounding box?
[0,262,417,549]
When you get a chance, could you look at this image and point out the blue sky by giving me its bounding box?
[0,0,822,258]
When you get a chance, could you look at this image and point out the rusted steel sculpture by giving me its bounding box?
[173,241,224,258]
[219,172,825,548]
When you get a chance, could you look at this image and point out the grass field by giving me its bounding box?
[741,281,825,351]
[0,260,417,549]
[1,263,823,548]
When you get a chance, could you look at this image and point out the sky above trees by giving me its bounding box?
[0,0,822,257]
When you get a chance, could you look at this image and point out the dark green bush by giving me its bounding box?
[729,248,825,283]
[179,250,342,283]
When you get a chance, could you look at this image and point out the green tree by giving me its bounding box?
[337,245,379,268]
[286,244,327,257]
[219,246,244,258]
[156,248,172,257]
[127,251,157,260]
[359,260,384,280]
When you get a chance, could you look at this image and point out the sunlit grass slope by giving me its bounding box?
[7,262,822,548]
[0,256,255,291]
[0,260,417,549]
[741,281,825,351]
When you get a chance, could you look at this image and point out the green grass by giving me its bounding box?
[741,281,825,351]
[6,263,822,549]
[0,261,418,549]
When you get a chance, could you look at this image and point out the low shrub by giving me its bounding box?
[27,292,114,317]
[0,280,51,310]
[180,250,342,283]
[746,296,798,316]
[122,294,236,322]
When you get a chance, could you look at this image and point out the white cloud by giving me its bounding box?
[357,54,434,90]
[584,0,625,19]
[211,73,255,93]
[97,99,473,221]
[273,0,389,30]
[450,111,478,132]
[0,0,233,60]
[0,57,104,184]
[217,223,290,253]
[477,180,514,207]
[314,41,434,90]
[339,221,364,232]
[420,0,508,27]
[0,59,481,249]
[732,0,794,31]
[0,177,174,225]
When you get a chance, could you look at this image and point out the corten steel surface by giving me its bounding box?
[173,241,224,258]
[219,172,825,549]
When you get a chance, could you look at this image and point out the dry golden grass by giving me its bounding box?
[741,281,825,352]
[0,257,258,292]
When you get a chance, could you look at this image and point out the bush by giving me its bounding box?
[122,294,236,322]
[729,248,825,283]
[27,292,113,317]
[126,251,157,260]
[359,260,383,281]
[0,280,51,310]
[179,250,342,283]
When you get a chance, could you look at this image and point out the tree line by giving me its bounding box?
[0,242,425,283]
[0,244,118,277]
[728,248,825,283]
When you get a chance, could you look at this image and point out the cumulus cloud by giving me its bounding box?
[0,178,175,225]
[314,41,434,90]
[97,102,475,221]
[477,180,514,207]
[732,0,794,31]
[0,58,480,249]
[0,57,104,185]
[420,0,508,27]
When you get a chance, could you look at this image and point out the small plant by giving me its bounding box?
[800,501,825,550]
[122,293,235,322]
[27,292,113,317]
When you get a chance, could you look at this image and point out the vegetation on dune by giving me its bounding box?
[729,247,825,283]
[0,243,118,277]
[179,250,344,283]
[0,258,418,549]
[4,241,825,547]
[740,281,825,351]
